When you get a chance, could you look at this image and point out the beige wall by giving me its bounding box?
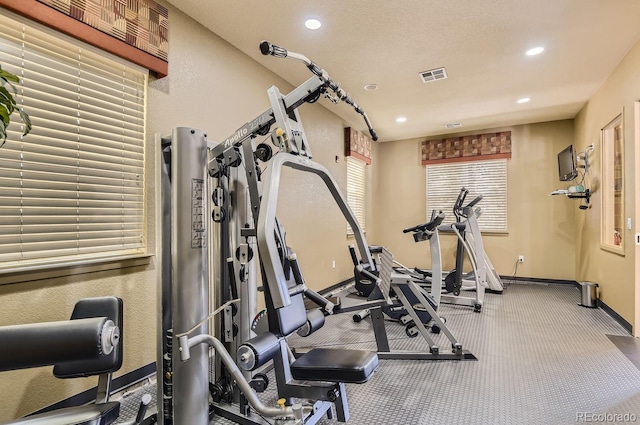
[0,4,370,420]
[372,121,577,281]
[573,37,640,329]
[275,104,378,290]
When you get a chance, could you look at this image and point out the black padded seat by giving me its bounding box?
[2,402,120,425]
[290,348,378,384]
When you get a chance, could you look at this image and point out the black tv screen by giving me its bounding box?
[558,145,577,181]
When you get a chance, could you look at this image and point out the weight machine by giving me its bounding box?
[156,41,380,425]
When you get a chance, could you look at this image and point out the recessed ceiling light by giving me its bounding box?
[517,97,531,104]
[363,83,378,91]
[526,47,544,56]
[396,117,407,123]
[304,18,322,30]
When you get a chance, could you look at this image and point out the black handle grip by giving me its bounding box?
[259,40,271,55]
[466,195,483,208]
[369,129,378,142]
[403,211,445,233]
[304,288,331,309]
[348,245,358,266]
[135,394,152,424]
[403,225,420,234]
[454,187,468,209]
[260,40,287,58]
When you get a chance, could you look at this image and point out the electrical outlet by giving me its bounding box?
[518,255,524,263]
[332,260,336,269]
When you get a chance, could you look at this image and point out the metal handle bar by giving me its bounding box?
[260,40,378,141]
[402,211,445,233]
[453,187,469,211]
[465,195,483,209]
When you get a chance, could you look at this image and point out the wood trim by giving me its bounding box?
[0,0,168,78]
[344,127,373,163]
[346,151,372,165]
[422,152,511,166]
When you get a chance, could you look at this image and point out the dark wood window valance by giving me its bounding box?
[0,0,168,78]
[421,131,511,165]
[344,127,372,164]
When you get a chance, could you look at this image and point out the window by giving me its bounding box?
[0,10,147,272]
[346,156,366,235]
[426,159,507,232]
[600,113,624,254]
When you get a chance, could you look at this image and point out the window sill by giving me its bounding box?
[0,253,154,286]
[600,244,625,257]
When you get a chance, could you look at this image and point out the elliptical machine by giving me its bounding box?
[440,187,504,297]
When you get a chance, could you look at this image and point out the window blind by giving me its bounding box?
[346,156,366,235]
[426,159,507,233]
[0,9,147,272]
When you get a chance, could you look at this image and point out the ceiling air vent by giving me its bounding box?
[419,67,447,83]
[444,122,463,129]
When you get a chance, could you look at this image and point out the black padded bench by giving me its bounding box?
[290,348,378,384]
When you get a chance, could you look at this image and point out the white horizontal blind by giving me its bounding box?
[346,156,366,235]
[426,159,507,232]
[0,10,147,271]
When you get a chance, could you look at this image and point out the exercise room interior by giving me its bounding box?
[1,1,640,425]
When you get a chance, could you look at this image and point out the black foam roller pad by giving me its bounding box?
[299,308,325,337]
[0,317,109,372]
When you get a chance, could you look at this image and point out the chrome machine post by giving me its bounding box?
[158,127,209,425]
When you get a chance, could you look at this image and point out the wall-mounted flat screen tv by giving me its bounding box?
[558,144,578,182]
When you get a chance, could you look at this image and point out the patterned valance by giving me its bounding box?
[0,0,168,77]
[344,127,372,165]
[421,131,511,165]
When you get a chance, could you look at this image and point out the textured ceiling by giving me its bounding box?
[168,0,640,142]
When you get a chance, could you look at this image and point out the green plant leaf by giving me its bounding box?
[0,86,16,109]
[0,72,18,95]
[0,100,14,122]
[19,108,31,136]
[0,118,6,146]
[0,68,20,84]
[0,66,30,146]
[0,104,10,126]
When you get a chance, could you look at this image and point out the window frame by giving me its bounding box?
[425,159,508,233]
[600,112,625,255]
[346,156,367,236]
[0,9,149,275]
